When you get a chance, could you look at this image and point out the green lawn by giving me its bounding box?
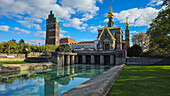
[108,65,170,96]
[0,61,30,65]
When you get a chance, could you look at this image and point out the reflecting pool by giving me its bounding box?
[0,64,114,96]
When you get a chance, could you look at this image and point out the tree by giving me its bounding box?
[0,44,4,53]
[19,39,25,45]
[31,45,37,52]
[10,38,16,43]
[132,32,149,50]
[127,44,142,57]
[147,0,170,52]
[55,44,71,52]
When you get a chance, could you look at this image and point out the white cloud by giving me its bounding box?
[97,0,103,3]
[103,19,109,23]
[13,27,31,34]
[17,20,41,30]
[0,0,101,31]
[60,29,68,33]
[33,24,41,30]
[25,39,45,45]
[0,25,10,32]
[147,0,163,6]
[63,18,88,30]
[114,7,161,26]
[88,25,102,33]
[34,31,46,38]
[130,31,137,33]
[60,34,70,38]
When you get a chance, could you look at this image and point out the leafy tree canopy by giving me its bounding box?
[147,0,170,52]
[55,44,71,52]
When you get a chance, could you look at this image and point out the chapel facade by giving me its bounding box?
[97,4,130,51]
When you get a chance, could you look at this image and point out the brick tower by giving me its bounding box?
[125,17,130,49]
[46,10,60,46]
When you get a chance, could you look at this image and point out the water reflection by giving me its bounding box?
[0,64,113,96]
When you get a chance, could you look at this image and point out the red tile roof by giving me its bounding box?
[78,41,94,44]
[60,38,77,44]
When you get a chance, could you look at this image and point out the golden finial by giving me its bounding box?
[105,22,107,26]
[125,17,129,26]
[109,4,112,12]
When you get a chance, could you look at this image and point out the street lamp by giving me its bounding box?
[39,43,40,55]
[8,46,10,55]
[25,48,28,58]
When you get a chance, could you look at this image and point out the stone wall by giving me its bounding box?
[0,58,25,62]
[0,62,57,73]
[126,57,164,65]
[0,52,43,58]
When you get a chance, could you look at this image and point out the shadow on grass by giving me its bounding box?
[108,65,170,96]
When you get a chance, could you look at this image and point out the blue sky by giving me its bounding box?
[0,0,165,45]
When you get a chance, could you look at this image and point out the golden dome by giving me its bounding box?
[108,11,114,17]
[125,23,129,26]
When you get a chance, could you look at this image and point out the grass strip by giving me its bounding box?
[108,65,170,96]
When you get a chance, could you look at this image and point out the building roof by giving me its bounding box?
[51,10,60,22]
[60,38,77,44]
[98,25,116,41]
[78,41,94,44]
[97,26,123,31]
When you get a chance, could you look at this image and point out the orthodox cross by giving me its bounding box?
[109,4,112,12]
[126,17,128,23]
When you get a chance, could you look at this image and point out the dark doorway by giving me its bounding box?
[64,55,67,65]
[86,55,91,64]
[78,55,82,64]
[114,55,116,65]
[95,55,100,64]
[70,55,72,64]
[105,44,109,50]
[104,55,110,64]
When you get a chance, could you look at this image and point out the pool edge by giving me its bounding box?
[60,64,125,96]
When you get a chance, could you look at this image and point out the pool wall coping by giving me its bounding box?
[0,62,57,73]
[60,64,125,96]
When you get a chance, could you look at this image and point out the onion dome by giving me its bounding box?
[108,4,114,17]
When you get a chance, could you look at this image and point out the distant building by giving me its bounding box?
[60,37,77,45]
[46,10,60,46]
[59,38,97,51]
[71,40,98,51]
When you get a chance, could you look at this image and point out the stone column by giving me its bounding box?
[57,55,60,66]
[82,55,86,64]
[110,55,114,65]
[100,55,104,65]
[66,55,70,65]
[61,55,64,66]
[75,55,78,64]
[71,55,75,64]
[91,55,95,64]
